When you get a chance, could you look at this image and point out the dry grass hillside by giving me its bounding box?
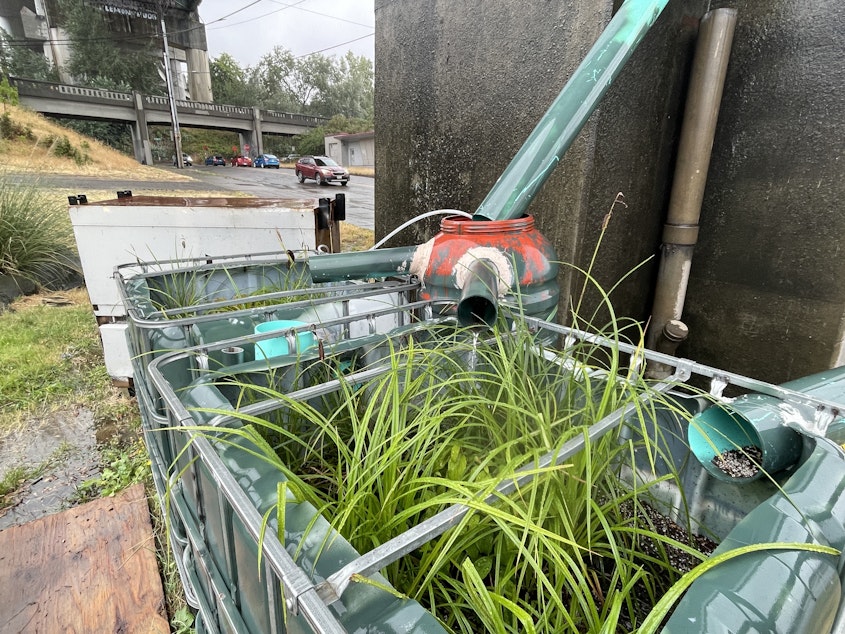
[0,103,191,182]
[0,102,374,250]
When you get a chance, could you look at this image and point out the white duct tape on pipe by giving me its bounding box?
[453,248,514,295]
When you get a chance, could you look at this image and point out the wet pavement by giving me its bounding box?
[0,409,100,530]
[8,165,375,230]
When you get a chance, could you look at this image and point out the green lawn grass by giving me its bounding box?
[0,290,104,423]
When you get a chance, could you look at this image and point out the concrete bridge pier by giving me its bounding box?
[252,107,264,156]
[131,92,153,165]
[236,108,264,156]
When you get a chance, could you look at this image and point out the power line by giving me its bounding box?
[266,0,373,29]
[203,0,266,24]
[206,0,307,31]
[296,32,374,59]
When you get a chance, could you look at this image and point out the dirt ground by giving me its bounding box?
[0,407,100,530]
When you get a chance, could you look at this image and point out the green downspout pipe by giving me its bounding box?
[307,1,673,320]
[666,367,845,632]
[307,246,419,283]
[663,437,845,633]
[474,0,672,222]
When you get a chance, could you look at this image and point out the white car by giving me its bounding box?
[172,153,193,166]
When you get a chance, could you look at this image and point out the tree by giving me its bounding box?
[312,52,373,120]
[293,114,372,156]
[209,46,374,120]
[209,53,259,106]
[0,29,59,81]
[251,46,333,113]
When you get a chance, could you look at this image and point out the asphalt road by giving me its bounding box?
[16,164,375,230]
[184,164,374,230]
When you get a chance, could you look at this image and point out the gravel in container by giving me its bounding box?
[713,445,763,478]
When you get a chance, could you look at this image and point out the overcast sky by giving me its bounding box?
[198,0,375,67]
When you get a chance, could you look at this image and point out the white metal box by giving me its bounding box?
[69,196,319,318]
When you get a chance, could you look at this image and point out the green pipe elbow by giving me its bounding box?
[688,394,803,482]
[663,438,845,633]
[457,258,499,326]
[689,366,845,482]
[307,246,420,283]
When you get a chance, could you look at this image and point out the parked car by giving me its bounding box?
[231,155,252,167]
[282,153,300,162]
[295,156,350,186]
[253,154,280,169]
[204,155,226,166]
[172,152,192,166]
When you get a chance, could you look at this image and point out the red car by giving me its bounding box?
[295,155,350,186]
[231,155,252,167]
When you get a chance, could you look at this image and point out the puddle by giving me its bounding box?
[0,408,101,530]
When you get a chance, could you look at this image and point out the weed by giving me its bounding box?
[0,111,33,141]
[0,290,102,421]
[170,606,195,634]
[0,111,12,139]
[0,77,18,105]
[0,465,37,509]
[1,441,76,511]
[76,438,150,499]
[52,135,92,165]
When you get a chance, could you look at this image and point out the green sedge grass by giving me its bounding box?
[139,257,316,318]
[184,313,707,632]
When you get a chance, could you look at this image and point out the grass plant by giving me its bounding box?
[0,175,78,287]
[0,103,193,179]
[164,199,720,631]
[144,260,316,317]
[0,442,75,510]
[0,288,193,631]
[191,313,706,632]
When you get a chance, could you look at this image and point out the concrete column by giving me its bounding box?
[185,48,213,102]
[237,132,255,157]
[131,91,153,165]
[252,107,264,156]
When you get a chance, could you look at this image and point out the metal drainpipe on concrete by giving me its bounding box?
[645,8,738,379]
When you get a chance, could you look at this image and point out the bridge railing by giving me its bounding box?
[143,94,253,117]
[264,109,326,127]
[8,76,328,127]
[9,76,132,103]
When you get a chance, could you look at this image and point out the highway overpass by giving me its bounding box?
[9,76,327,164]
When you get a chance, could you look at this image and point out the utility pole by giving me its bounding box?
[159,5,183,168]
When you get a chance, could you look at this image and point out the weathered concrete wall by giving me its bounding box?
[680,0,845,381]
[373,0,706,341]
[375,0,845,382]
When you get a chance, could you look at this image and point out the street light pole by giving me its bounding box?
[159,9,183,168]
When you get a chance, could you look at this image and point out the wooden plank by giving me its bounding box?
[0,483,170,633]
